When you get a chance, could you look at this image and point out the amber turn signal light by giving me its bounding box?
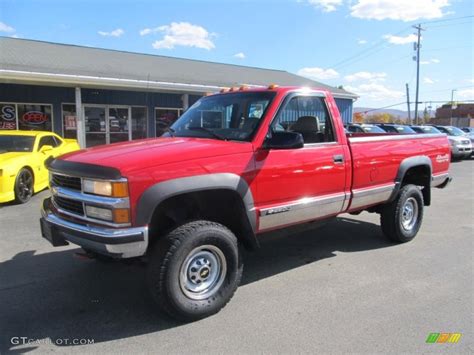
[113,208,131,224]
[111,182,129,198]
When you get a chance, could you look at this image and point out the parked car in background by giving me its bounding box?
[410,125,442,134]
[460,127,474,154]
[376,124,416,134]
[346,123,387,134]
[434,125,472,160]
[40,86,451,321]
[0,130,80,203]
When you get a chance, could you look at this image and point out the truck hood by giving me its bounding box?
[61,137,254,174]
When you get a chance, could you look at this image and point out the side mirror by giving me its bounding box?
[39,145,54,153]
[263,131,304,150]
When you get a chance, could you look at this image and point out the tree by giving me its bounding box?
[353,112,364,123]
[365,113,395,123]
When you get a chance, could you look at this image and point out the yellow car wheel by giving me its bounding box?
[14,168,34,204]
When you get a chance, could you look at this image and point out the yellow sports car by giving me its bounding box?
[0,130,80,204]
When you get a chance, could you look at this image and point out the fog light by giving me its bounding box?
[85,205,113,221]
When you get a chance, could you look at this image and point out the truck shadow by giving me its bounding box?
[0,217,394,353]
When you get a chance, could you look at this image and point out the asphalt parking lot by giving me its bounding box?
[0,159,472,354]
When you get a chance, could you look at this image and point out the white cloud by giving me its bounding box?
[0,21,15,33]
[307,0,343,12]
[350,0,450,22]
[457,88,474,100]
[345,71,386,82]
[297,67,340,80]
[384,34,418,45]
[358,39,368,45]
[345,83,404,101]
[98,28,124,37]
[141,22,215,50]
[234,52,245,59]
[421,58,441,65]
[423,77,435,84]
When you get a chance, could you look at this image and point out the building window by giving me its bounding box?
[0,103,53,132]
[62,104,77,139]
[132,107,147,140]
[17,104,53,131]
[0,103,17,130]
[155,108,182,137]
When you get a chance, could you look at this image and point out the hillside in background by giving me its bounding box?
[354,107,414,119]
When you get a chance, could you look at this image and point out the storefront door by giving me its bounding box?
[84,105,131,147]
[85,106,106,147]
[108,107,130,144]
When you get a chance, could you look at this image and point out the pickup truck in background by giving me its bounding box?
[40,86,451,321]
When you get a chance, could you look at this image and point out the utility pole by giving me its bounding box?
[450,89,457,126]
[413,24,425,125]
[405,83,411,124]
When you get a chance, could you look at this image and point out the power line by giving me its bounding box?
[330,26,411,69]
[425,21,473,29]
[420,15,474,25]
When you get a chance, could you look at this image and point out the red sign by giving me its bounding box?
[22,111,49,125]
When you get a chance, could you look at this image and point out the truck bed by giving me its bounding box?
[345,132,450,212]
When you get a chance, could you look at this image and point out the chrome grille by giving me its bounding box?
[51,174,82,191]
[53,196,84,215]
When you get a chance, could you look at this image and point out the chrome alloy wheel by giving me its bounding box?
[179,245,227,300]
[401,197,418,231]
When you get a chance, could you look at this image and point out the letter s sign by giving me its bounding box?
[1,105,16,121]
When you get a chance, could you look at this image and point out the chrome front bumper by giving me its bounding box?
[40,198,148,258]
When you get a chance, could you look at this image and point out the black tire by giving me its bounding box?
[147,220,242,321]
[380,184,424,243]
[14,168,34,204]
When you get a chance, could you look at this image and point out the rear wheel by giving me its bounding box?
[147,220,242,321]
[380,184,424,243]
[14,168,34,204]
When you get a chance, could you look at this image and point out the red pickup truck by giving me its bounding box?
[41,86,451,321]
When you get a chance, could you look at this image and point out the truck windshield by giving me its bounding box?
[0,135,35,153]
[169,92,276,141]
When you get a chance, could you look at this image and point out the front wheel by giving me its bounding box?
[380,184,424,243]
[147,220,242,321]
[14,168,34,204]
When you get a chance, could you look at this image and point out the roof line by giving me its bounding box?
[0,36,289,73]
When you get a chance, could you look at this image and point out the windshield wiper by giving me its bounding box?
[188,126,228,141]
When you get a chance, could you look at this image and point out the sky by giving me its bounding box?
[0,0,473,109]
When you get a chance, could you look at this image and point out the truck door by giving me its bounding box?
[254,94,347,231]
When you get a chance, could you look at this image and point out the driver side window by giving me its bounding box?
[38,136,58,150]
[273,96,336,144]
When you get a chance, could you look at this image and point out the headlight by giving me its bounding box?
[82,179,128,197]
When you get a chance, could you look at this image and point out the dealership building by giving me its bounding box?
[0,37,356,147]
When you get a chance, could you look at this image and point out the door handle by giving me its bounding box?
[333,155,344,164]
